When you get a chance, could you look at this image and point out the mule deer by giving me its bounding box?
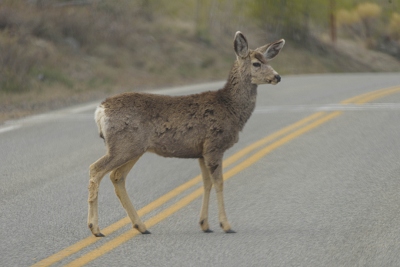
[88,31,285,237]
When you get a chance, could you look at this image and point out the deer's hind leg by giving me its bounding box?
[109,156,150,234]
[199,158,213,232]
[88,153,138,237]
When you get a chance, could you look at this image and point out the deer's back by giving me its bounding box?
[100,91,240,158]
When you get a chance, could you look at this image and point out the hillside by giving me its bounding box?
[0,1,399,123]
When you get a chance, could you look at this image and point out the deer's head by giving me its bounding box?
[234,31,285,85]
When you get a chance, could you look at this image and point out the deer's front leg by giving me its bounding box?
[199,158,213,232]
[110,157,150,234]
[203,154,235,233]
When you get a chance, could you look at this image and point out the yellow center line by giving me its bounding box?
[223,112,325,167]
[32,85,400,267]
[341,86,400,104]
[224,111,342,178]
[354,86,400,104]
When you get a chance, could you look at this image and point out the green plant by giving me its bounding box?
[31,67,74,89]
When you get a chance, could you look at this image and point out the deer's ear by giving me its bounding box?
[234,31,249,58]
[264,39,285,60]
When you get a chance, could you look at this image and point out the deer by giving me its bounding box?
[88,31,285,237]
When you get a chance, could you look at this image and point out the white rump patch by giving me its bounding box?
[94,105,107,139]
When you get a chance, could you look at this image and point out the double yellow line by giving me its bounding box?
[33,85,400,267]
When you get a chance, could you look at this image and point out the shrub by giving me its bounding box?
[355,2,382,39]
[0,35,37,93]
[337,9,360,27]
[337,2,382,40]
[355,2,382,20]
[388,13,400,40]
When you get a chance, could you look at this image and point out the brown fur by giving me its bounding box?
[87,32,285,236]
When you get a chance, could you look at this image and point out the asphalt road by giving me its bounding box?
[1,73,400,267]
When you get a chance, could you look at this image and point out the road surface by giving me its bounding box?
[1,73,400,267]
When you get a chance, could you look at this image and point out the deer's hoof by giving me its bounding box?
[94,232,105,237]
[203,229,213,233]
[134,224,150,234]
[224,229,236,234]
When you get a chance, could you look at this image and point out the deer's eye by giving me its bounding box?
[252,62,261,67]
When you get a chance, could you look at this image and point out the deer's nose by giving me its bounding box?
[275,75,281,82]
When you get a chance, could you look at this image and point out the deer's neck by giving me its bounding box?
[220,60,257,130]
